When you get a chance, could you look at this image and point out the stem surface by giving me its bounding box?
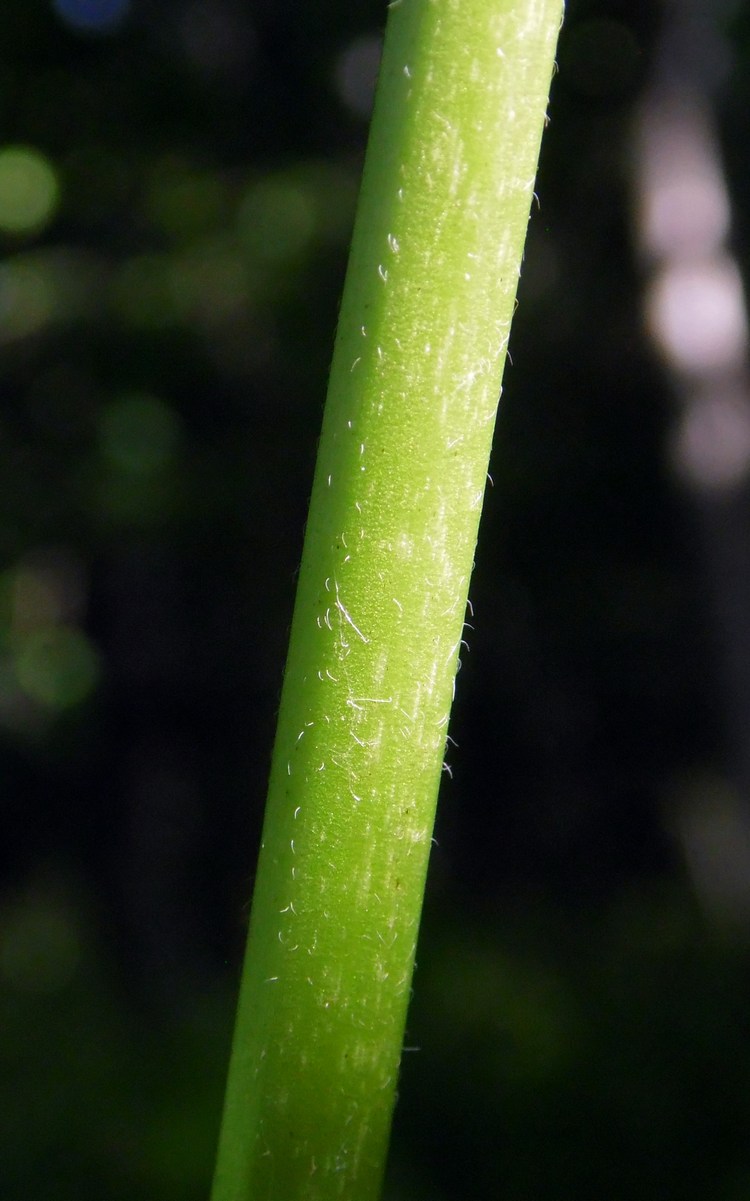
[212,2,562,1198]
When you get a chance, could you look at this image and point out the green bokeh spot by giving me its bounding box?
[237,176,316,264]
[99,392,182,475]
[1,898,81,993]
[15,626,100,709]
[0,146,60,235]
[0,255,57,339]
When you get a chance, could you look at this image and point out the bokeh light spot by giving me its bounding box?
[168,239,248,322]
[0,256,57,338]
[10,552,86,634]
[99,393,182,475]
[180,0,256,77]
[1,896,81,992]
[13,568,66,634]
[238,178,316,265]
[0,147,59,236]
[111,254,179,329]
[334,34,382,119]
[53,0,130,35]
[15,626,100,709]
[146,160,228,244]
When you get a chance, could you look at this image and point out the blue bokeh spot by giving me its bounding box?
[53,0,131,34]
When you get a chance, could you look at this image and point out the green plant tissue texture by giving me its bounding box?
[212,1,563,1198]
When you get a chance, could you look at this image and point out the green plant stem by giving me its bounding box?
[211,2,562,1198]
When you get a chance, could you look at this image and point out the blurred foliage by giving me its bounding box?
[2,0,750,1197]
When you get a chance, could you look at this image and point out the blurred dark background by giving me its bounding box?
[3,0,750,1197]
